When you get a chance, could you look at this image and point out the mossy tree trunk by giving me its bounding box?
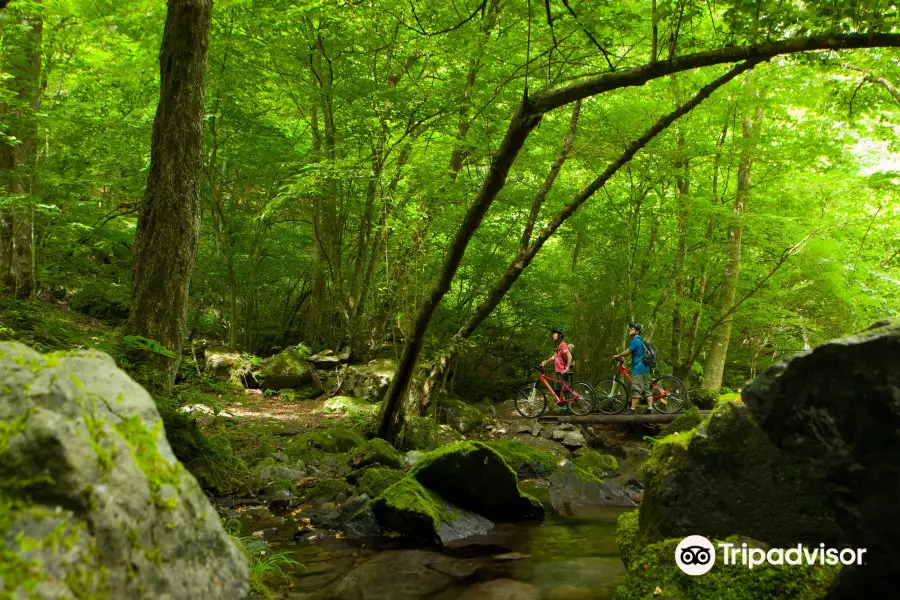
[127,0,212,392]
[0,0,42,298]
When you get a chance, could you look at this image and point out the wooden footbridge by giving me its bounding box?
[536,410,711,424]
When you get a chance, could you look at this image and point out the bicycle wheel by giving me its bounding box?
[651,375,688,414]
[593,378,628,414]
[515,383,547,418]
[568,382,596,416]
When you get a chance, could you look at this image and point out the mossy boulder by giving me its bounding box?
[485,439,559,478]
[0,342,248,599]
[302,478,353,504]
[548,461,635,515]
[612,535,841,600]
[370,477,494,545]
[572,447,619,477]
[358,467,406,498]
[616,510,641,568]
[741,320,900,598]
[323,396,375,415]
[345,358,398,402]
[204,347,242,380]
[657,405,703,438]
[400,416,464,451]
[351,438,403,469]
[437,397,485,434]
[640,402,836,549]
[286,428,365,460]
[410,441,543,522]
[308,349,342,370]
[509,433,571,463]
[258,345,318,390]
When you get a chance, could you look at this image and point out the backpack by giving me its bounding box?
[557,341,575,372]
[642,339,658,371]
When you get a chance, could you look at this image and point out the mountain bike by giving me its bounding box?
[592,359,688,415]
[515,365,596,418]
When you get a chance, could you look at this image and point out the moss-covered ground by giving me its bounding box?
[613,535,841,600]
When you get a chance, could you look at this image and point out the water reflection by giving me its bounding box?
[237,492,630,599]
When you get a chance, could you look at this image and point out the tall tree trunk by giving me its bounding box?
[0,0,42,298]
[683,119,729,367]
[670,131,689,378]
[127,0,212,392]
[702,100,763,389]
[305,104,327,344]
[377,106,543,442]
[448,0,501,178]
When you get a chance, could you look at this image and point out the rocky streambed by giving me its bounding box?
[227,493,631,600]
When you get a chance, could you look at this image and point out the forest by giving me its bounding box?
[1,1,898,599]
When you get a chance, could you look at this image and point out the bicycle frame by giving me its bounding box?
[533,371,578,404]
[613,362,670,404]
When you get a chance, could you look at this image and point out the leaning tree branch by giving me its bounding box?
[532,33,900,114]
[416,59,760,410]
[376,31,900,444]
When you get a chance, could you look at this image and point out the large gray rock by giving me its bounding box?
[455,579,541,600]
[204,347,242,380]
[308,349,342,370]
[0,342,248,600]
[549,462,636,516]
[437,396,485,434]
[640,401,834,546]
[637,321,900,600]
[325,549,484,600]
[258,345,317,390]
[743,320,900,600]
[345,358,397,402]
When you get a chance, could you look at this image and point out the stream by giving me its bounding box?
[235,489,630,600]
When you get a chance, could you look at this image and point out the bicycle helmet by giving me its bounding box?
[629,323,644,333]
[551,327,565,337]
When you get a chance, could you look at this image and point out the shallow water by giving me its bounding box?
[240,500,630,600]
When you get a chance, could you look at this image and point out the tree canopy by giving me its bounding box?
[1,0,898,408]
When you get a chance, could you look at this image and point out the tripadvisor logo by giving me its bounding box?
[675,536,716,575]
[675,536,868,576]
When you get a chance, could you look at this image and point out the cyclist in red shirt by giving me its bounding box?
[540,327,573,413]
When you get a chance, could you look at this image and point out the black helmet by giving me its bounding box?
[551,327,565,337]
[629,323,644,333]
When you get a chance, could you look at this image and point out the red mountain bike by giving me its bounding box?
[593,359,688,415]
[515,365,596,418]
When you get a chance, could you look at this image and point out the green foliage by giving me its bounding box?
[230,534,304,600]
[70,282,130,321]
[122,336,177,359]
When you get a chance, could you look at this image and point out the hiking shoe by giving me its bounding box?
[625,408,637,415]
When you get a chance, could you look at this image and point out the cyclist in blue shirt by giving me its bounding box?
[612,323,653,414]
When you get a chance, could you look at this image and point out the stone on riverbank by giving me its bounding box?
[0,342,248,599]
[258,344,318,391]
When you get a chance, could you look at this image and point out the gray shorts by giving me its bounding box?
[631,373,649,399]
